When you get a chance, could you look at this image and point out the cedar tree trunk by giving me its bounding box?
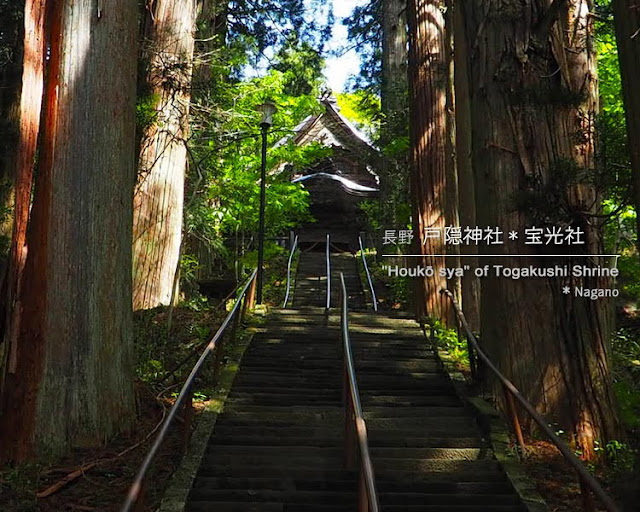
[462,0,621,458]
[133,0,198,310]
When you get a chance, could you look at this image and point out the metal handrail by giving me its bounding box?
[440,289,621,512]
[121,269,258,512]
[282,234,299,308]
[326,233,331,310]
[358,235,378,312]
[339,273,380,512]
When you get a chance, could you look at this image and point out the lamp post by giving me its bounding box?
[256,100,277,304]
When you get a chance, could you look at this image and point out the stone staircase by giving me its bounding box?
[292,251,365,309]
[185,309,352,511]
[347,312,527,511]
[184,307,530,511]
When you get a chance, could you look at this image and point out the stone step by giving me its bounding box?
[186,504,525,512]
[227,385,458,397]
[207,435,484,449]
[205,444,486,461]
[187,489,522,507]
[222,405,471,419]
[210,424,482,441]
[226,393,461,407]
[232,374,451,388]
[196,459,505,479]
[191,476,514,495]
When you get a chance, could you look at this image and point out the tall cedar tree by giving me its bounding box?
[0,0,44,406]
[612,0,640,256]
[452,0,480,329]
[408,0,451,323]
[133,0,198,310]
[380,0,409,227]
[0,0,137,460]
[0,1,24,246]
[461,0,621,457]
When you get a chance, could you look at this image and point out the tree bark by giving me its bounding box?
[133,0,198,310]
[612,0,640,256]
[408,0,451,323]
[382,0,408,140]
[0,0,45,401]
[452,0,480,331]
[0,0,138,461]
[444,0,460,308]
[380,0,409,229]
[462,0,620,458]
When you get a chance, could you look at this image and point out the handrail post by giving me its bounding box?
[132,482,145,512]
[358,235,378,312]
[182,385,195,453]
[121,271,257,512]
[240,292,248,323]
[439,287,622,512]
[283,234,298,308]
[504,385,526,456]
[247,276,256,310]
[341,280,355,469]
[344,397,356,469]
[326,233,331,312]
[339,272,380,512]
[358,469,369,512]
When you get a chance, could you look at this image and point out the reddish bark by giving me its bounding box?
[1,0,138,460]
[408,0,452,324]
[0,0,51,462]
[461,0,620,457]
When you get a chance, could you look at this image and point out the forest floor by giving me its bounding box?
[0,249,291,512]
[0,305,224,512]
[510,293,640,512]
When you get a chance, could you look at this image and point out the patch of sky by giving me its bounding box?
[243,0,369,93]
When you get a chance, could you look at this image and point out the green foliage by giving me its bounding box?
[342,0,382,92]
[336,90,381,139]
[427,318,470,367]
[241,241,284,268]
[226,0,334,75]
[272,34,325,96]
[616,255,640,301]
[185,67,324,278]
[594,439,637,475]
[178,1,337,285]
[180,292,212,312]
[135,92,159,133]
[615,380,640,429]
[358,197,411,234]
[382,135,409,158]
[261,244,295,306]
[602,201,636,255]
[604,440,636,472]
[611,327,640,428]
[596,19,633,210]
[591,3,638,257]
[358,200,382,232]
[369,259,410,308]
